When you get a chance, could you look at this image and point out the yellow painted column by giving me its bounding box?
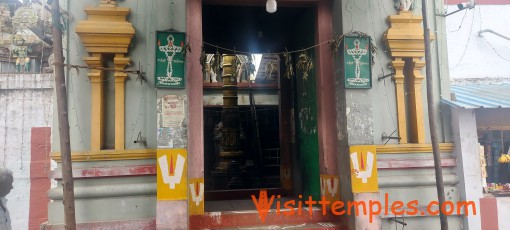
[410,58,426,143]
[84,53,104,151]
[114,54,130,150]
[392,59,407,144]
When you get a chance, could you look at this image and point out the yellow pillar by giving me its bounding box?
[392,59,407,144]
[114,54,129,150]
[84,53,104,151]
[410,58,426,143]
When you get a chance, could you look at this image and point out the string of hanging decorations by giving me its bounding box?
[198,31,378,80]
[46,31,376,83]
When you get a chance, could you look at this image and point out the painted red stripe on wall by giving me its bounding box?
[29,127,51,230]
[45,218,156,230]
[49,165,157,179]
[377,158,456,169]
[480,197,499,230]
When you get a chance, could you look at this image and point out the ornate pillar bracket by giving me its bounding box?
[76,3,135,151]
[384,10,435,144]
[83,54,103,80]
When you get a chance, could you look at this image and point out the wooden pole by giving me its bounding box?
[421,0,448,229]
[50,0,77,229]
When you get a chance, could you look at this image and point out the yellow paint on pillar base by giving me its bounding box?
[188,178,205,215]
[349,145,378,193]
[157,149,187,200]
[320,174,340,203]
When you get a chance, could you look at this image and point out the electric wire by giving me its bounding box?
[66,15,88,151]
[448,8,468,32]
[128,69,148,148]
[480,35,510,62]
[345,0,355,32]
[370,0,398,142]
[478,7,510,62]
[453,6,476,68]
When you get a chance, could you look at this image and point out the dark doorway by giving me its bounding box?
[202,3,319,203]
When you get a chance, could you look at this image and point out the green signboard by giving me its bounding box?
[343,36,372,89]
[155,31,186,88]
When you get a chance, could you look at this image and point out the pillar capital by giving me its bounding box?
[84,55,103,67]
[411,59,426,82]
[391,59,406,84]
[114,55,131,66]
[391,59,405,68]
[412,58,426,68]
[114,75,128,83]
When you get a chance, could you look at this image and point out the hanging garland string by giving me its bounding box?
[296,51,313,81]
[200,45,207,78]
[201,31,377,56]
[46,31,377,82]
[283,49,294,79]
[264,61,277,80]
[203,40,330,56]
[199,31,378,80]
[212,48,221,77]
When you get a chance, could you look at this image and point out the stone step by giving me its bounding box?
[219,222,344,230]
[190,207,345,229]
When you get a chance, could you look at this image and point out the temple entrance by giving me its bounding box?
[201,3,319,203]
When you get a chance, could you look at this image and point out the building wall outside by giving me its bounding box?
[334,0,463,229]
[0,73,54,230]
[476,108,510,129]
[335,0,452,146]
[50,0,466,229]
[48,0,188,226]
[451,108,483,230]
[52,0,187,152]
[57,0,453,167]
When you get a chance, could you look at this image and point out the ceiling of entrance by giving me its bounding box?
[202,4,310,53]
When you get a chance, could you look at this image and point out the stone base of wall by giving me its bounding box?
[42,218,155,230]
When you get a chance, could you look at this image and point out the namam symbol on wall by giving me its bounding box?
[158,35,183,84]
[350,151,374,183]
[346,39,369,86]
[320,176,339,198]
[189,181,204,206]
[158,153,185,189]
[349,146,378,193]
[188,178,205,215]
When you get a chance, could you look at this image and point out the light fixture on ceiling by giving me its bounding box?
[266,0,277,13]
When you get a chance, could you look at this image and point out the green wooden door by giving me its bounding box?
[293,9,320,200]
[294,63,320,200]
